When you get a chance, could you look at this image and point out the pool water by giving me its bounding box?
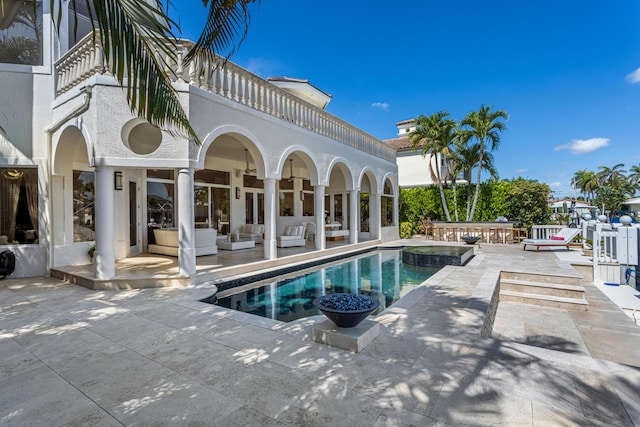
[208,249,440,323]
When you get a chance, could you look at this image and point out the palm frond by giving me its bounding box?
[184,0,259,65]
[83,0,197,142]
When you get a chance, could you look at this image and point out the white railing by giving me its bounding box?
[54,33,397,163]
[531,224,566,239]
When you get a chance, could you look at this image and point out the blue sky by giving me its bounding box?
[175,1,640,198]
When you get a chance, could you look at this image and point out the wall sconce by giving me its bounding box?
[235,187,241,199]
[279,191,285,200]
[300,190,304,201]
[114,171,123,190]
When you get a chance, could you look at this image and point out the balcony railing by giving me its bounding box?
[54,34,397,163]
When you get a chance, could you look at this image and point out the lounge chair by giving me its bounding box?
[522,227,582,252]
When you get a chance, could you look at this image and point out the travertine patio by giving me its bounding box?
[1,242,639,426]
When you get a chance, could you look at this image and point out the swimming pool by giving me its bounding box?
[203,248,440,323]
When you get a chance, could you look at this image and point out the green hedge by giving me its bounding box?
[399,178,551,232]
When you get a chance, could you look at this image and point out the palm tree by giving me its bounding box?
[458,105,508,220]
[408,112,457,221]
[571,169,598,202]
[627,164,640,194]
[596,163,627,188]
[24,0,259,144]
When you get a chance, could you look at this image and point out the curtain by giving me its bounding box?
[0,172,21,241]
[23,169,39,239]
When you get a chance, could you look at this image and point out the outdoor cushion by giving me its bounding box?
[550,235,565,240]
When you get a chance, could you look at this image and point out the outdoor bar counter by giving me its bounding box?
[427,221,526,243]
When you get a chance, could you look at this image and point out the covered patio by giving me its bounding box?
[51,236,379,290]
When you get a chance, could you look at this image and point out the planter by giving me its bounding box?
[461,235,480,245]
[312,293,380,328]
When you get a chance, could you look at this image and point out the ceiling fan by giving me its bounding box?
[287,158,297,182]
[244,149,257,175]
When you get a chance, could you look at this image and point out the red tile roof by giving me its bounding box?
[384,136,421,152]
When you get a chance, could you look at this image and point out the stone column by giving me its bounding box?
[94,165,115,279]
[349,189,358,244]
[315,184,326,250]
[177,168,196,276]
[263,178,277,260]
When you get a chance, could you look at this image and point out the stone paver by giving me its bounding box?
[1,244,639,426]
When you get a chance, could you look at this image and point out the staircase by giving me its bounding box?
[499,271,588,311]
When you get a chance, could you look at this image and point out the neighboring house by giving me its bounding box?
[0,1,399,279]
[549,199,594,224]
[384,119,450,188]
[622,197,640,215]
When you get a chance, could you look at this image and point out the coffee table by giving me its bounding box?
[217,238,255,251]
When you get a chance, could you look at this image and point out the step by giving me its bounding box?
[500,279,586,299]
[499,290,588,311]
[500,271,583,287]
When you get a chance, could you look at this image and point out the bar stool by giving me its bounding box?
[445,227,457,241]
[518,227,529,242]
[487,227,499,243]
[473,227,486,243]
[424,223,434,240]
[433,226,445,241]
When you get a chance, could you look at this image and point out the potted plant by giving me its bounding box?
[312,293,380,328]
[88,244,96,261]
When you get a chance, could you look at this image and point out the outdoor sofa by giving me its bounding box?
[276,225,306,247]
[149,228,218,256]
[236,224,264,243]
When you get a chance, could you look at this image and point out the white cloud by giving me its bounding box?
[371,102,390,111]
[554,137,610,154]
[515,168,528,174]
[549,182,562,187]
[625,67,640,83]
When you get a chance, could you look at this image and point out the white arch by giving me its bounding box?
[381,172,398,195]
[52,123,92,176]
[198,125,268,176]
[276,145,320,185]
[325,157,355,191]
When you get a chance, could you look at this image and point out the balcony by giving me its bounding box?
[54,33,397,163]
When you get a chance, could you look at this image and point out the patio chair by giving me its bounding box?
[522,227,582,252]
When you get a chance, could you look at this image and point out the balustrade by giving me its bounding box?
[54,33,395,162]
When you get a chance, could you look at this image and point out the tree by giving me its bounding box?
[2,0,260,143]
[596,163,627,189]
[458,105,508,221]
[571,169,598,202]
[408,112,457,222]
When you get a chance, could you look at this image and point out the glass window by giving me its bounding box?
[302,193,314,217]
[148,169,174,180]
[212,187,230,234]
[147,181,174,229]
[360,193,369,232]
[195,169,229,185]
[381,179,394,227]
[68,0,93,47]
[243,174,264,188]
[0,0,43,65]
[194,186,210,228]
[72,170,95,242]
[279,192,293,217]
[302,179,314,217]
[0,168,38,244]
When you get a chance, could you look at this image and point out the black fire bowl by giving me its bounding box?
[312,293,380,328]
[461,236,481,245]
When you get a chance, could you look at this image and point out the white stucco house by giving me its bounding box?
[0,1,399,280]
[384,119,448,188]
[623,197,640,215]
